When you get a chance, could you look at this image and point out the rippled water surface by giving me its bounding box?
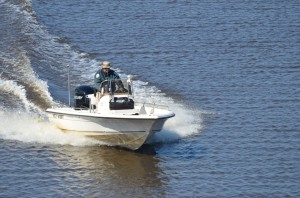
[0,0,299,197]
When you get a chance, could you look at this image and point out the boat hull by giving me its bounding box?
[64,130,153,150]
[46,108,173,150]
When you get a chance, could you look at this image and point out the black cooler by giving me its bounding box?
[110,97,134,110]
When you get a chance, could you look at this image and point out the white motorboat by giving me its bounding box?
[46,76,175,150]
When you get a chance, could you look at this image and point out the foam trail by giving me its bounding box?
[150,103,203,144]
[0,112,101,147]
[131,80,203,144]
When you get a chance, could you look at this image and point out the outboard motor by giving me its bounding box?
[74,85,95,109]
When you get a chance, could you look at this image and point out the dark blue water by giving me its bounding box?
[0,0,299,197]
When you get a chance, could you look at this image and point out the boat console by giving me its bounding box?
[74,75,135,111]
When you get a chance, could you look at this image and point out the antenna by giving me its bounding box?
[67,65,71,107]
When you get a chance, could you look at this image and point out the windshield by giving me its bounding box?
[99,79,132,95]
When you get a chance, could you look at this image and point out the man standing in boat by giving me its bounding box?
[94,61,126,93]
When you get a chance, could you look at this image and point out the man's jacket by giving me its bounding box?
[94,69,123,91]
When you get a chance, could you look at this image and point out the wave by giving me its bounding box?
[0,47,53,111]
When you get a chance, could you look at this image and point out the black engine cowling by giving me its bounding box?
[74,85,95,109]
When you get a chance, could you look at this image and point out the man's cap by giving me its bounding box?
[101,61,110,69]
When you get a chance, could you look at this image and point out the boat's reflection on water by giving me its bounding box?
[51,145,167,196]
